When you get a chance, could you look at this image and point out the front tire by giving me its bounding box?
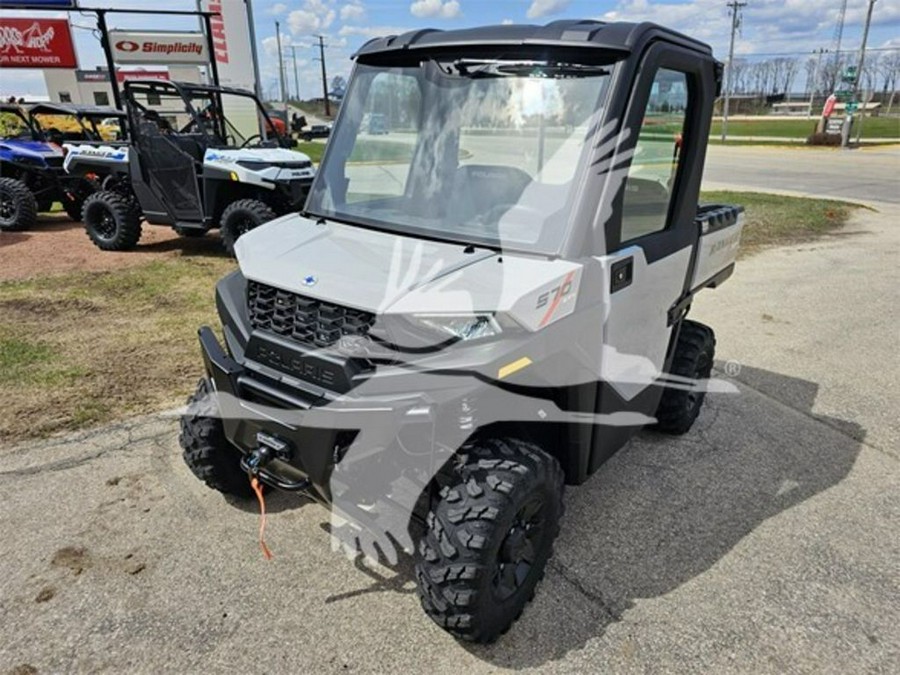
[0,177,37,232]
[83,190,142,251]
[415,438,564,643]
[220,199,277,256]
[180,379,253,499]
[655,319,716,435]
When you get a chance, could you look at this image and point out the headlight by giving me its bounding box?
[413,314,503,342]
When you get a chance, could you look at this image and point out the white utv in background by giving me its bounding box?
[64,80,315,254]
[180,20,744,642]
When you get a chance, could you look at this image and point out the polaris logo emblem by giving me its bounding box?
[302,275,318,287]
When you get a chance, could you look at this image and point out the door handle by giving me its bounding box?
[610,257,633,293]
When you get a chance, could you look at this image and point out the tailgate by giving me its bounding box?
[691,204,745,290]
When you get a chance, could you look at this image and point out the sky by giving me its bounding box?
[1,0,898,98]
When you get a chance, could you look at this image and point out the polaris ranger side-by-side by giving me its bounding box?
[0,102,122,230]
[64,80,316,254]
[179,21,744,642]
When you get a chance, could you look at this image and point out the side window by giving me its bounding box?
[93,91,110,106]
[620,68,689,243]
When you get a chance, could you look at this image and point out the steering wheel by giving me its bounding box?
[241,134,262,148]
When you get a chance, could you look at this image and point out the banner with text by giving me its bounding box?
[109,31,208,65]
[0,17,77,69]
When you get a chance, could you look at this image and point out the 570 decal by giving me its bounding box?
[536,271,577,328]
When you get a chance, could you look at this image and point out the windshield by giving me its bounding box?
[185,89,279,148]
[307,60,611,254]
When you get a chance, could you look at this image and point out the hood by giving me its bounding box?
[235,214,583,331]
[0,139,63,160]
[204,147,312,165]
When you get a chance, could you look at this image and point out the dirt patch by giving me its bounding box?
[0,212,226,283]
[34,586,56,603]
[50,546,90,576]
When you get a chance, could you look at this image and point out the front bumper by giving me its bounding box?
[198,326,466,502]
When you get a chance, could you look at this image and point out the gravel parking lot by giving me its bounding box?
[1,148,898,673]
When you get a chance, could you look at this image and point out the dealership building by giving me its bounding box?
[42,66,203,107]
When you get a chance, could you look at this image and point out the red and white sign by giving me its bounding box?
[109,30,208,65]
[117,70,169,83]
[0,17,77,69]
[200,0,256,92]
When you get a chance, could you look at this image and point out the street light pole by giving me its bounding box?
[721,1,747,142]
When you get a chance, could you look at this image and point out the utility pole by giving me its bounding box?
[852,0,878,146]
[316,35,331,118]
[807,48,828,118]
[721,1,747,142]
[275,21,288,123]
[291,46,301,102]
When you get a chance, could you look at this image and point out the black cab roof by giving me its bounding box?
[354,20,713,61]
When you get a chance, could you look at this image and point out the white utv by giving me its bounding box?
[64,80,315,254]
[179,20,745,642]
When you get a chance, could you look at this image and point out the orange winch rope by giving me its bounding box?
[250,476,274,560]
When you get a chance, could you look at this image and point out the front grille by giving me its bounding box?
[248,281,376,349]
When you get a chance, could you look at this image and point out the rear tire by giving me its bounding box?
[180,378,253,499]
[415,438,564,643]
[83,190,142,251]
[0,177,37,231]
[220,199,277,256]
[655,319,716,435]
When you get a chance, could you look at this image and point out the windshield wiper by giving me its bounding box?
[443,59,609,79]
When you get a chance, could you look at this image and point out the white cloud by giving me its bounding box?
[288,0,337,34]
[502,18,514,25]
[267,2,288,16]
[409,0,461,20]
[527,0,571,19]
[340,2,366,22]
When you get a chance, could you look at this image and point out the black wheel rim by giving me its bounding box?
[233,216,256,239]
[0,190,16,222]
[92,206,117,240]
[492,495,547,601]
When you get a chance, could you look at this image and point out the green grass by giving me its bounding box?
[709,116,900,140]
[294,140,326,163]
[701,190,860,253]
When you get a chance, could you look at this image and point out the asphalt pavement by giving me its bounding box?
[1,149,898,673]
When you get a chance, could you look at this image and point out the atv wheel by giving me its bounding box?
[415,438,564,643]
[180,378,253,499]
[63,179,98,222]
[655,319,716,435]
[83,190,142,251]
[0,177,37,231]
[220,199,276,256]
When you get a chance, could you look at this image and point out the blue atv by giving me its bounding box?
[0,102,122,231]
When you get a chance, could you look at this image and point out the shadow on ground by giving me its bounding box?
[219,365,863,668]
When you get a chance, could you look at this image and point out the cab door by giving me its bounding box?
[596,44,718,406]
[128,83,204,223]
